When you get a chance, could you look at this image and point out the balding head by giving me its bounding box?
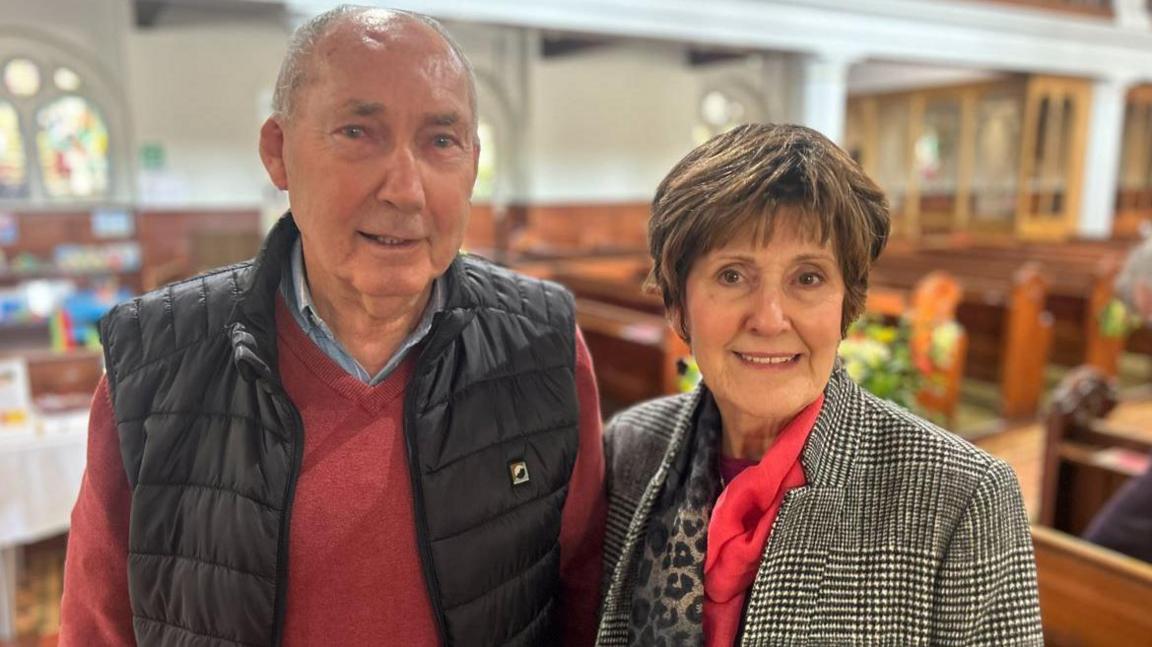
[272,5,477,130]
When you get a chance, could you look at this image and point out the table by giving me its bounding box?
[0,412,88,640]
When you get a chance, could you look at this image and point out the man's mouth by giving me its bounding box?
[358,231,417,247]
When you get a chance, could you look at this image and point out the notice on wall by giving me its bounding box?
[0,358,31,428]
[91,208,135,239]
[0,212,17,246]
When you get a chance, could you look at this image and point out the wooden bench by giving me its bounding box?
[574,298,689,406]
[916,242,1125,376]
[1032,525,1152,647]
[872,255,1053,418]
[1039,365,1152,535]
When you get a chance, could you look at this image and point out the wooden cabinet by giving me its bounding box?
[848,75,1091,242]
[1016,77,1092,241]
[1113,85,1152,238]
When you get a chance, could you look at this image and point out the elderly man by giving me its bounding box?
[58,6,605,646]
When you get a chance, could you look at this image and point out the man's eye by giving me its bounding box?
[433,134,459,148]
[340,126,366,139]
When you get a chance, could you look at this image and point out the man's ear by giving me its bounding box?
[259,117,289,190]
[472,134,481,178]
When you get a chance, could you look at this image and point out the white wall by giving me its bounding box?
[527,43,706,203]
[126,21,288,208]
[2,0,131,83]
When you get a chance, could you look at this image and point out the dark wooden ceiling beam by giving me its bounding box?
[541,36,610,59]
[687,49,749,67]
[135,0,170,28]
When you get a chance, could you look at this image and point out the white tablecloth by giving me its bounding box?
[0,413,89,547]
[0,412,87,639]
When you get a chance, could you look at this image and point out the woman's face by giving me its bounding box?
[682,214,844,435]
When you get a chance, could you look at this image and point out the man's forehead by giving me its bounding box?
[320,13,456,66]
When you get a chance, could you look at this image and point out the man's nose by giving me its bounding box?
[375,145,426,214]
[746,286,790,336]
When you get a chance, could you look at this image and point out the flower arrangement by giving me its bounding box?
[1099,298,1143,339]
[838,316,920,410]
[839,315,963,418]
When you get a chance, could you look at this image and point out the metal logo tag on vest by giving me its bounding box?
[509,459,530,486]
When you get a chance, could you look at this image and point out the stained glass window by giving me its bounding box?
[0,101,28,198]
[4,58,40,97]
[53,67,80,92]
[695,90,748,144]
[36,96,110,198]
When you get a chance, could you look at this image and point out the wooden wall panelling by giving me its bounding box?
[510,203,650,258]
[136,209,263,290]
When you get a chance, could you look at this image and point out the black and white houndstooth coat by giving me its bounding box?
[596,367,1043,646]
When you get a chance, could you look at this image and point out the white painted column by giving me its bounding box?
[1078,76,1130,239]
[1115,0,1152,31]
[796,53,855,145]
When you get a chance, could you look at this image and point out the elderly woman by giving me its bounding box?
[596,124,1042,646]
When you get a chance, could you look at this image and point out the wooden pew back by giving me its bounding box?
[1040,366,1152,534]
[1033,525,1152,647]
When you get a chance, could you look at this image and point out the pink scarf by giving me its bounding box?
[703,395,823,646]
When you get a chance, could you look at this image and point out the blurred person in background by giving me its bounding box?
[58,5,604,646]
[596,124,1042,646]
[1082,234,1152,563]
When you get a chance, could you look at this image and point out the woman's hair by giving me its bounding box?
[646,123,891,337]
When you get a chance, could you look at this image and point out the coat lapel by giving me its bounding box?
[739,368,863,647]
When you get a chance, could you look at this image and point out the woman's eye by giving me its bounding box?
[798,272,824,286]
[718,269,742,285]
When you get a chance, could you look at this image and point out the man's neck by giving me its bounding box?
[306,268,432,376]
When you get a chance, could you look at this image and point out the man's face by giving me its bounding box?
[261,19,478,304]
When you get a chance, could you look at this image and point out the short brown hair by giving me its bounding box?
[646,123,890,337]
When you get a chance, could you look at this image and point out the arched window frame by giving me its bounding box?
[0,28,131,207]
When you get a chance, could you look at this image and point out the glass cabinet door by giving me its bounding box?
[1114,86,1152,237]
[970,90,1024,232]
[1016,77,1091,241]
[916,97,962,234]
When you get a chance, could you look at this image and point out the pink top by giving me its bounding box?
[717,454,758,487]
[704,395,824,647]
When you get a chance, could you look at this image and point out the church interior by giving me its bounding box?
[2,0,1152,644]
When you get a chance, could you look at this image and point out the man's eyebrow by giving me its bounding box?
[342,100,385,116]
[425,112,462,127]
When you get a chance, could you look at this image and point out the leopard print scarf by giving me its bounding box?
[628,394,723,645]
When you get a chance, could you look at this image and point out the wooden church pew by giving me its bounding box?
[872,257,1052,418]
[574,298,689,406]
[1032,525,1152,647]
[1039,366,1152,536]
[915,243,1125,376]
